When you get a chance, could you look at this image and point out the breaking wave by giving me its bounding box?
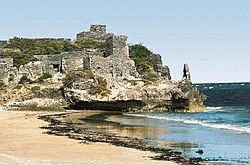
[125,113,250,134]
[205,106,223,111]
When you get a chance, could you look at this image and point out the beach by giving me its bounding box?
[0,111,176,165]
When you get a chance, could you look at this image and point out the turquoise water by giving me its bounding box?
[109,83,250,164]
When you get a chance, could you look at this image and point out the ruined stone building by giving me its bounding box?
[0,25,143,85]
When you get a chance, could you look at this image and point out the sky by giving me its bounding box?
[0,0,249,83]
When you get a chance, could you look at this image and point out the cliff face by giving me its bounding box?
[62,65,206,112]
[0,25,206,112]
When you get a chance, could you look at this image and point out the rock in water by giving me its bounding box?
[196,149,204,154]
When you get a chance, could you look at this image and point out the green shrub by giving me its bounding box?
[129,44,152,74]
[33,88,63,99]
[0,51,37,68]
[6,37,75,55]
[129,44,152,58]
[4,37,105,56]
[41,73,52,79]
[63,70,93,88]
[19,75,32,84]
[1,37,105,69]
[8,74,14,82]
[74,39,104,50]
[37,72,52,83]
[129,44,159,81]
[31,86,41,93]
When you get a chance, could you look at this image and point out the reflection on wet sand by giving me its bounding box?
[108,114,201,154]
[39,111,206,164]
[82,113,167,139]
[58,111,200,153]
[77,112,199,154]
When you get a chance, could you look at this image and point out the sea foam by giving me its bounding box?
[125,114,250,134]
[206,106,223,110]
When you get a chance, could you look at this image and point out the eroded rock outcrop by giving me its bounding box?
[182,63,191,81]
[63,69,206,112]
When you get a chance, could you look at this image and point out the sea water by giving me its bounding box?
[108,82,250,164]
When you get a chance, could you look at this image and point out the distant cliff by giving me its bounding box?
[0,25,206,112]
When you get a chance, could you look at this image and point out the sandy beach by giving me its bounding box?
[0,111,176,165]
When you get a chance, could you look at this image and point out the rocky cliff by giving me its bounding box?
[62,64,206,112]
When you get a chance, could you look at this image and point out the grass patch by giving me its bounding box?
[37,72,52,83]
[31,86,41,93]
[19,75,33,84]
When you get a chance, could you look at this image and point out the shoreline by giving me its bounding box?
[0,110,177,165]
[38,110,205,164]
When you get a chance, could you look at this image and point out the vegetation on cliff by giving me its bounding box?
[0,51,37,68]
[2,37,104,55]
[129,44,158,81]
[74,39,105,49]
[18,72,52,84]
[5,37,75,54]
[129,44,152,73]
[63,70,110,96]
[0,37,104,68]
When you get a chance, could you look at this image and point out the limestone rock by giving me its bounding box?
[63,73,206,112]
[19,61,44,81]
[146,53,171,80]
[182,63,191,81]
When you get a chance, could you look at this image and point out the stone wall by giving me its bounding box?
[19,61,44,81]
[76,25,110,42]
[90,24,106,35]
[62,57,84,73]
[0,58,18,85]
[0,63,9,84]
[76,25,128,58]
[1,24,169,85]
[111,35,129,56]
[90,54,138,80]
[34,54,62,75]
[72,25,135,79]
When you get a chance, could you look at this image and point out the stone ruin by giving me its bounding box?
[0,25,206,112]
[0,24,175,87]
[0,25,147,85]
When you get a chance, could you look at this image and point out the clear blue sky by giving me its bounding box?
[0,0,249,83]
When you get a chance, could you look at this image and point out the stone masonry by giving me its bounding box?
[0,25,140,85]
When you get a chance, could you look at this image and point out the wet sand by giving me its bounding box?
[0,111,176,165]
[39,111,205,164]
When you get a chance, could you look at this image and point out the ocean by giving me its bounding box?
[107,82,250,164]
